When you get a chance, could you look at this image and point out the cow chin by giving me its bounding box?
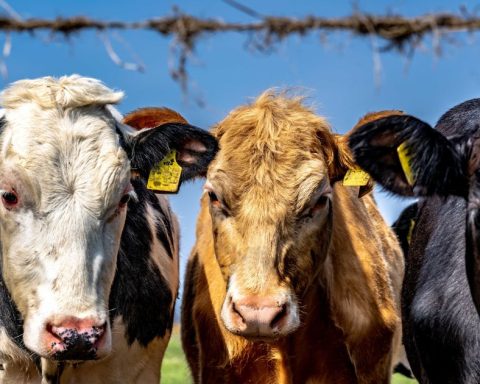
[22,311,112,361]
[220,284,301,341]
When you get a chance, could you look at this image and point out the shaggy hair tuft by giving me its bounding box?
[0,74,124,110]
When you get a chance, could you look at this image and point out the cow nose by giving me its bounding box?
[45,318,107,360]
[228,295,290,338]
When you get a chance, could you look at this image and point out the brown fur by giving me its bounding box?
[123,107,188,129]
[353,110,404,130]
[181,91,404,383]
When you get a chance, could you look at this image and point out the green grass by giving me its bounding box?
[392,373,418,384]
[161,327,418,384]
[161,327,192,384]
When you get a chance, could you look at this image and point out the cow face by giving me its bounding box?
[205,92,357,340]
[348,101,480,313]
[0,76,217,360]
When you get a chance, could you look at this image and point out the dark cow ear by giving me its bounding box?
[123,108,218,190]
[348,114,468,197]
[326,111,405,197]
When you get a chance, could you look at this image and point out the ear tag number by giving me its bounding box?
[397,141,415,186]
[343,169,370,186]
[147,150,182,193]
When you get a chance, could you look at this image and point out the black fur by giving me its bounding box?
[392,203,418,258]
[394,363,414,379]
[127,122,219,184]
[400,198,480,383]
[0,273,26,351]
[391,203,417,380]
[109,178,175,346]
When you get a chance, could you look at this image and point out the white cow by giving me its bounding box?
[0,75,218,383]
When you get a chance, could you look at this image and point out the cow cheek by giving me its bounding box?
[0,236,43,316]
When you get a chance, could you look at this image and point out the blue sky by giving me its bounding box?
[4,0,480,297]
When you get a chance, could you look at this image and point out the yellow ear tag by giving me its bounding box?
[343,169,370,186]
[147,150,182,193]
[397,141,415,186]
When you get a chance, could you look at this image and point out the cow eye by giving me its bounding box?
[119,194,131,208]
[208,191,218,202]
[302,195,329,220]
[208,191,222,208]
[2,190,18,208]
[313,195,329,210]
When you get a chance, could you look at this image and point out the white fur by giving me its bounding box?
[0,75,130,358]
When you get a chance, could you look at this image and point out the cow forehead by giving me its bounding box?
[1,104,130,209]
[208,133,328,221]
[209,90,331,209]
[209,157,327,230]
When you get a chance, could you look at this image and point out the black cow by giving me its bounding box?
[349,101,480,383]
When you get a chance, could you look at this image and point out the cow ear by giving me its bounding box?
[348,114,468,197]
[325,134,374,197]
[325,111,406,197]
[123,108,218,188]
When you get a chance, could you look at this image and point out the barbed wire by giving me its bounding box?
[0,8,479,97]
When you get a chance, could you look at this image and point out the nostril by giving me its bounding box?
[270,304,288,329]
[46,323,62,343]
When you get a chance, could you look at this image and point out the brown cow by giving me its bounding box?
[181,91,405,383]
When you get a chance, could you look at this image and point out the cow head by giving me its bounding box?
[204,91,361,340]
[348,100,480,313]
[0,76,217,360]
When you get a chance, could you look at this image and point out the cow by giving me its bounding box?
[349,100,480,383]
[181,90,405,383]
[0,75,218,383]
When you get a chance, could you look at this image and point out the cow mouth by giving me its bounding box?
[238,334,283,343]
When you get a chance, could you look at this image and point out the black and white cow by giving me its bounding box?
[349,102,480,383]
[0,75,217,383]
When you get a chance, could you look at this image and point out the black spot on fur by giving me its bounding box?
[109,178,175,346]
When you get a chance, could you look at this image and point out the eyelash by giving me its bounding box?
[207,190,231,217]
[301,195,329,219]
